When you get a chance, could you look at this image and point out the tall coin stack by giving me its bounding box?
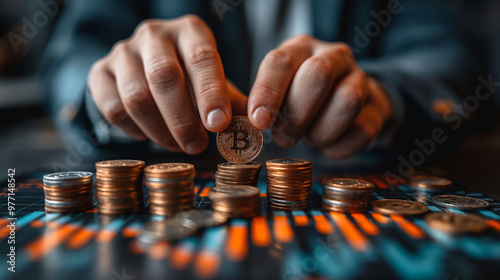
[215,162,262,187]
[321,178,374,212]
[43,171,94,213]
[144,163,195,216]
[266,158,312,210]
[209,185,260,218]
[95,159,145,215]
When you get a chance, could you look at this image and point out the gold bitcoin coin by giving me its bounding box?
[217,116,263,164]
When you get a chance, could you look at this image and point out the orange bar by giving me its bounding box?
[96,230,117,243]
[147,241,170,260]
[122,227,140,238]
[0,227,13,239]
[487,220,500,232]
[226,225,248,262]
[171,247,193,269]
[273,216,294,243]
[293,216,310,226]
[0,219,8,227]
[25,224,79,260]
[368,175,388,189]
[371,212,390,224]
[313,215,334,234]
[252,216,271,247]
[67,228,96,249]
[195,251,220,279]
[129,240,145,255]
[30,220,45,228]
[194,186,200,195]
[391,215,425,239]
[200,187,212,197]
[260,193,267,197]
[329,212,369,251]
[351,213,379,236]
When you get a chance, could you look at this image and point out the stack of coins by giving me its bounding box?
[321,178,374,212]
[43,171,94,213]
[215,162,262,187]
[266,159,312,210]
[409,175,452,190]
[144,163,195,216]
[95,159,145,215]
[209,185,260,218]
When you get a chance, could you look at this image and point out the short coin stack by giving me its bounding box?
[95,159,145,215]
[215,162,262,187]
[144,163,195,216]
[409,175,452,190]
[209,185,260,218]
[321,178,374,212]
[43,171,94,213]
[266,158,312,210]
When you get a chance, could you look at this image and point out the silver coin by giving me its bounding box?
[174,210,227,228]
[43,171,93,185]
[432,195,490,210]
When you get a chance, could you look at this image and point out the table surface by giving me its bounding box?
[1,171,500,280]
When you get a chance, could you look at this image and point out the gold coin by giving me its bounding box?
[409,175,451,189]
[217,116,263,163]
[425,212,489,234]
[371,199,428,215]
[95,159,145,169]
[325,178,374,190]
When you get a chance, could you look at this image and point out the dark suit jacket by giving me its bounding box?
[40,0,482,162]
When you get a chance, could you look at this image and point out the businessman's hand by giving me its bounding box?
[248,35,393,159]
[88,15,247,154]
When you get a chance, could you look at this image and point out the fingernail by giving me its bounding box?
[207,109,228,128]
[186,138,207,155]
[252,107,273,128]
[273,133,295,147]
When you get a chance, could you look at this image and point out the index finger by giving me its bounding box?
[175,15,231,132]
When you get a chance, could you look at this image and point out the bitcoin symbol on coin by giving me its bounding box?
[217,116,263,163]
[231,123,250,154]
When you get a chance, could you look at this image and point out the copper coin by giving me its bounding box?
[217,116,263,163]
[371,199,428,215]
[425,212,489,234]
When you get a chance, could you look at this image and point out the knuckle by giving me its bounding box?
[187,45,219,66]
[265,49,294,70]
[145,59,182,86]
[324,148,353,160]
[90,59,108,75]
[121,85,149,109]
[181,14,205,27]
[254,83,282,102]
[168,118,198,136]
[335,42,354,61]
[111,40,131,55]
[102,103,127,124]
[302,57,333,85]
[294,34,314,43]
[339,87,364,113]
[136,19,161,36]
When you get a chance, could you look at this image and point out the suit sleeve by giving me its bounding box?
[39,0,150,158]
[354,1,484,156]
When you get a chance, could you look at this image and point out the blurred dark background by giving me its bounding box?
[1,1,499,198]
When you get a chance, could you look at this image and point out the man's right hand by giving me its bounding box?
[88,15,247,154]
